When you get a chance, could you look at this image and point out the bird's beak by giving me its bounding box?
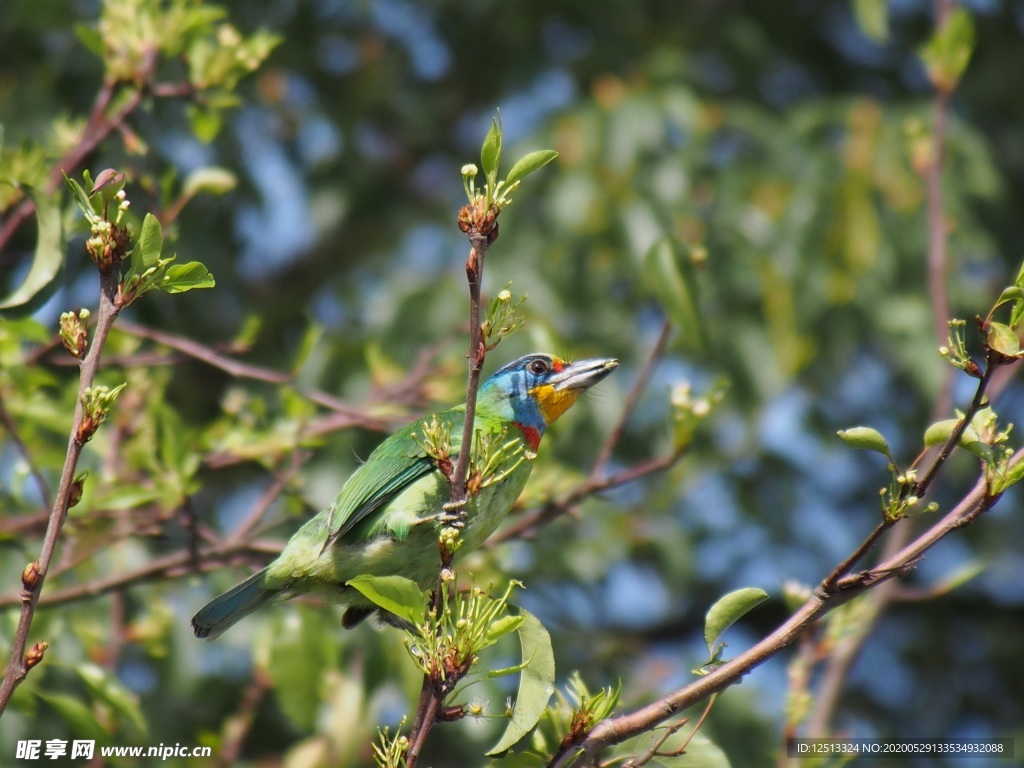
[549,358,619,392]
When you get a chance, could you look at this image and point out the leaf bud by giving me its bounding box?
[21,561,41,592]
[24,641,48,670]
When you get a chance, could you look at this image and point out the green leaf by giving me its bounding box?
[92,485,163,510]
[77,662,148,737]
[36,692,108,741]
[610,727,732,768]
[486,606,555,756]
[0,186,64,317]
[643,238,704,349]
[923,418,959,448]
[919,6,975,91]
[836,426,891,456]
[704,587,769,655]
[933,560,986,596]
[853,0,889,43]
[188,104,224,143]
[182,166,238,198]
[987,321,1020,357]
[482,614,525,650]
[160,261,216,293]
[74,23,105,57]
[63,172,98,221]
[923,418,990,460]
[480,115,502,181]
[996,283,1024,331]
[504,150,559,189]
[136,213,164,271]
[993,286,1024,310]
[346,574,425,626]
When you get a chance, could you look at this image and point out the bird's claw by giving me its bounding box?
[439,499,468,528]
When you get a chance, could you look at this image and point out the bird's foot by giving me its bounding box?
[438,498,468,528]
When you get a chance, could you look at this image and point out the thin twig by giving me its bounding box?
[490,453,679,545]
[226,451,303,546]
[549,451,1014,768]
[0,266,122,714]
[591,318,672,480]
[805,0,967,735]
[447,232,491,522]
[217,668,271,766]
[0,79,141,257]
[0,539,283,611]
[405,216,494,768]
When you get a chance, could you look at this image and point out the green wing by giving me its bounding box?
[319,408,465,553]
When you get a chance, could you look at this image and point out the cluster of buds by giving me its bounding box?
[85,214,131,273]
[670,380,726,452]
[481,286,526,351]
[59,308,90,359]
[76,383,126,444]
[457,194,500,244]
[413,415,454,481]
[939,319,982,378]
[438,527,462,559]
[880,466,939,521]
[82,177,132,272]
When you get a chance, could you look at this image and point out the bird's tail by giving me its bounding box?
[192,567,280,640]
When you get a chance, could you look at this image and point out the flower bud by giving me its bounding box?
[21,561,41,592]
[24,641,48,670]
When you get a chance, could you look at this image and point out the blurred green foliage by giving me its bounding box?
[2,0,1024,766]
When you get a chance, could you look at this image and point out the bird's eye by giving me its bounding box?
[528,358,550,375]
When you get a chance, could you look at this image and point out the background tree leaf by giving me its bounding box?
[486,606,555,756]
[0,185,63,317]
[704,588,769,655]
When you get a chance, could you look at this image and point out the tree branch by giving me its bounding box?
[805,0,968,735]
[550,451,1013,767]
[591,318,672,480]
[0,266,122,714]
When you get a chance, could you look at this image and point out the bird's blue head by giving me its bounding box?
[477,353,619,450]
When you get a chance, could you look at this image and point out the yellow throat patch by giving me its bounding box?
[530,383,581,425]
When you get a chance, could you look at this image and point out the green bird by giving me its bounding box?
[192,353,618,639]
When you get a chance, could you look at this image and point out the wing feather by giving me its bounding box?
[319,408,465,554]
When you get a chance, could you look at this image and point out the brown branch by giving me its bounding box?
[490,453,679,545]
[446,232,491,523]
[406,199,497,768]
[226,453,303,546]
[591,318,672,480]
[549,454,1011,768]
[0,539,283,611]
[805,0,969,736]
[116,320,376,417]
[0,79,142,257]
[0,265,122,714]
[216,668,271,767]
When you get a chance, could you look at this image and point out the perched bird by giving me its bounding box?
[192,353,618,639]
